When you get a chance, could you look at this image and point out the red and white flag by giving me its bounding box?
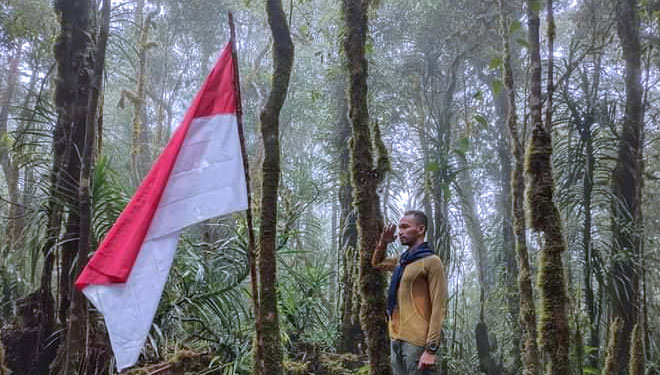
[75,43,247,371]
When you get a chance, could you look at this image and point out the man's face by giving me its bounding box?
[398,215,425,246]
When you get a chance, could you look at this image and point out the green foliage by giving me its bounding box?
[491,79,503,97]
[91,156,129,245]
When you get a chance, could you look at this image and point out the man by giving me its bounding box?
[372,210,448,375]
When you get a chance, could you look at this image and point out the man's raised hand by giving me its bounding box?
[379,223,397,244]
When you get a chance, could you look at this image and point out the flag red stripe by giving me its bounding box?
[75,44,236,290]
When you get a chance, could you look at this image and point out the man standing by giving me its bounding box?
[372,210,448,375]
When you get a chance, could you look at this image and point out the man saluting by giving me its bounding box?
[372,210,448,375]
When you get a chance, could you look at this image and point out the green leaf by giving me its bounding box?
[530,0,543,13]
[492,79,503,97]
[488,56,503,70]
[454,136,470,156]
[472,90,483,100]
[509,20,521,34]
[474,114,488,128]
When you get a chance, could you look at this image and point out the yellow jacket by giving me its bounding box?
[372,243,448,347]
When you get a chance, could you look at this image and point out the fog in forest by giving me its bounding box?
[0,0,659,374]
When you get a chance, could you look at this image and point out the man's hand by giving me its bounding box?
[418,350,436,369]
[380,223,396,244]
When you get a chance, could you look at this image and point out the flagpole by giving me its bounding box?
[228,10,261,338]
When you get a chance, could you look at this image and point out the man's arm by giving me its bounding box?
[371,223,398,271]
[419,256,448,369]
[425,256,448,347]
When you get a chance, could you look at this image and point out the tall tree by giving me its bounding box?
[342,0,391,374]
[525,0,570,373]
[0,46,22,251]
[498,1,540,374]
[334,76,363,353]
[255,0,294,374]
[610,0,644,373]
[53,0,110,373]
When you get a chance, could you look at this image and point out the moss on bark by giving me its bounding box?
[255,1,294,375]
[342,1,391,374]
[498,1,540,374]
[603,318,623,375]
[524,1,570,374]
[628,324,644,375]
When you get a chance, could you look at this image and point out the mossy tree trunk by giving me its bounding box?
[341,1,391,374]
[498,1,540,374]
[603,318,623,375]
[255,1,294,375]
[610,0,644,374]
[335,77,363,354]
[495,81,522,375]
[127,1,156,181]
[525,1,571,374]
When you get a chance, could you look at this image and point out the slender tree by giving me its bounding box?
[334,76,363,353]
[525,0,571,373]
[0,46,22,251]
[255,0,294,374]
[610,0,644,374]
[498,1,540,374]
[342,0,391,373]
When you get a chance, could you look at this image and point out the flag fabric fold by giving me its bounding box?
[75,43,247,371]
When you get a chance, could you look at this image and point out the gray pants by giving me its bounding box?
[390,339,434,375]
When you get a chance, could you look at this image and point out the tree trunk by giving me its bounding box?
[48,0,97,373]
[335,77,363,354]
[57,0,110,373]
[342,1,391,374]
[497,1,540,374]
[0,46,22,252]
[455,155,502,375]
[255,1,294,374]
[610,0,644,374]
[129,5,156,182]
[494,80,522,375]
[525,1,570,374]
[0,330,7,375]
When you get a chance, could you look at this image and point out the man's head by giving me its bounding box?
[398,210,427,247]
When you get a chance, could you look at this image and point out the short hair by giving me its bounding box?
[403,210,428,233]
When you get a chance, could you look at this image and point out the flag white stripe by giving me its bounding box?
[83,113,247,371]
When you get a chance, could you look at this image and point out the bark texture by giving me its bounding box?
[342,1,391,373]
[525,1,570,374]
[256,1,294,375]
[54,0,110,373]
[335,77,363,354]
[610,0,644,374]
[603,318,623,375]
[498,1,540,374]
